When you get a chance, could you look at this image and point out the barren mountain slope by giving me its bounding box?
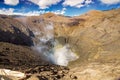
[0,15,34,46]
[0,9,120,80]
[0,15,49,71]
[15,9,120,67]
[54,9,120,66]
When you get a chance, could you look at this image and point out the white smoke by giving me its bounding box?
[39,23,54,43]
[33,23,78,66]
[53,44,78,66]
[34,44,78,66]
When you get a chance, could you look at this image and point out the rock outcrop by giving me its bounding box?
[0,15,34,46]
[24,64,69,80]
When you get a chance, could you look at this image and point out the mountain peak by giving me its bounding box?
[41,12,56,18]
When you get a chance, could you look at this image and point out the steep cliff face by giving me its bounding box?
[0,15,34,46]
[0,15,49,70]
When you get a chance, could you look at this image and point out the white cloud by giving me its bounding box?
[15,11,45,16]
[52,8,66,15]
[0,8,14,15]
[63,0,84,7]
[4,0,19,5]
[0,8,46,16]
[76,4,84,8]
[85,0,93,4]
[63,0,93,8]
[29,0,61,9]
[100,0,120,5]
[0,8,66,16]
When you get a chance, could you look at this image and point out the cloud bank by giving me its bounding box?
[0,8,14,15]
[0,8,45,16]
[52,8,66,15]
[29,0,93,9]
[3,0,120,9]
[4,0,19,5]
[0,8,66,16]
[100,0,120,5]
[63,0,93,8]
[29,0,61,9]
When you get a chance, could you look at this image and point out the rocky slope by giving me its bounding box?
[54,9,120,67]
[16,9,120,67]
[0,15,51,70]
[0,8,120,80]
[0,42,49,70]
[0,15,34,46]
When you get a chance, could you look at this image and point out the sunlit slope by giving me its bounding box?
[54,9,120,66]
[15,9,120,67]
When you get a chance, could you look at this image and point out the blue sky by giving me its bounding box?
[0,0,120,16]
